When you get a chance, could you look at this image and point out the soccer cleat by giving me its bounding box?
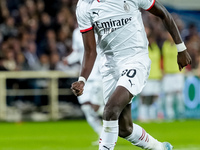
[163,142,173,150]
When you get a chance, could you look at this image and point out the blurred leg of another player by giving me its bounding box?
[162,74,185,119]
[78,80,104,145]
[139,80,162,121]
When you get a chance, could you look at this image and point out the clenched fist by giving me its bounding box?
[71,81,85,96]
[177,50,192,71]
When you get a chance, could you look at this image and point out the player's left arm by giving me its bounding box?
[148,1,192,71]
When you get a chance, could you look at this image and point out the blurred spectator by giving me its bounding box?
[2,47,16,71]
[0,16,18,40]
[36,0,45,14]
[15,52,29,71]
[185,34,200,70]
[49,52,60,70]
[36,54,50,92]
[37,12,52,42]
[39,54,50,70]
[0,0,10,23]
[23,41,40,70]
[8,37,21,54]
[57,26,72,58]
[184,23,199,42]
[46,40,59,56]
[25,0,37,18]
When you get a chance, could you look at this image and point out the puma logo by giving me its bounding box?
[93,11,99,16]
[129,79,135,87]
[103,146,110,150]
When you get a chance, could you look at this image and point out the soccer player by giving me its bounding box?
[71,0,192,150]
[63,27,104,144]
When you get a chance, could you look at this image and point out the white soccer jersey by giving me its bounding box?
[76,0,155,73]
[66,28,84,65]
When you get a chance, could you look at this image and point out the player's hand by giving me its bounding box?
[71,81,85,96]
[62,57,68,65]
[177,50,192,71]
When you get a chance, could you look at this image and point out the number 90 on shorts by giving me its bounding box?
[117,66,150,96]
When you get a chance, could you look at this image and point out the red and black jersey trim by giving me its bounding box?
[146,0,156,11]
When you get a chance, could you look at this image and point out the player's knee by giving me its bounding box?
[103,104,121,120]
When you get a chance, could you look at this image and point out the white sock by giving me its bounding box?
[99,120,118,150]
[124,123,163,150]
[81,105,102,136]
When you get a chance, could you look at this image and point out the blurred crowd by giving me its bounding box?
[0,0,78,72]
[0,0,199,73]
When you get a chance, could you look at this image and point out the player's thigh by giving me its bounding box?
[103,86,132,120]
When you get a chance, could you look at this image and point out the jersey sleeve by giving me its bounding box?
[138,0,156,11]
[76,1,93,33]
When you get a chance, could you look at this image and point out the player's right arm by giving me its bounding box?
[71,1,97,96]
[147,1,192,71]
[71,29,96,96]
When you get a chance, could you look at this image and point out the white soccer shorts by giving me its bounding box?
[102,63,150,104]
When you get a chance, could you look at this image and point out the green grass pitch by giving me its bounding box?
[0,120,200,150]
